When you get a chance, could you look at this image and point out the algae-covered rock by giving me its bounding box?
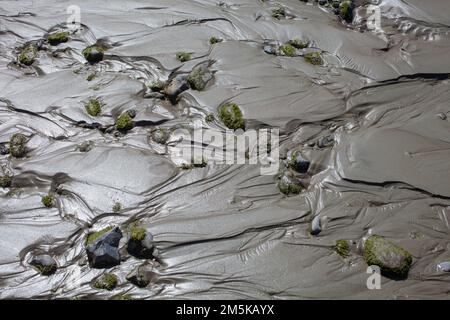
[278,172,303,196]
[280,44,296,57]
[85,98,101,117]
[339,1,354,23]
[82,45,105,64]
[18,43,38,66]
[149,80,166,92]
[164,75,189,103]
[127,223,155,259]
[364,235,412,278]
[30,254,57,276]
[187,64,213,91]
[304,52,323,65]
[92,273,118,291]
[150,128,170,145]
[115,112,134,131]
[288,39,309,49]
[47,32,69,46]
[335,239,350,257]
[219,102,245,130]
[272,7,286,20]
[42,193,55,208]
[176,51,192,62]
[86,226,122,269]
[9,133,28,158]
[209,36,223,45]
[126,263,157,288]
[0,174,12,188]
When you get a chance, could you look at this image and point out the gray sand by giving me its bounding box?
[0,0,449,299]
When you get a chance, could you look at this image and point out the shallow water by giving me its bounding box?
[0,0,449,299]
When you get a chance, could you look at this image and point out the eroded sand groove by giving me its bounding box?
[0,0,449,299]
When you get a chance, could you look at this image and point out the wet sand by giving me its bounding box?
[0,0,449,299]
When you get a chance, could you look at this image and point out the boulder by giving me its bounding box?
[9,133,28,158]
[86,227,122,269]
[364,235,413,279]
[187,64,213,91]
[164,75,189,103]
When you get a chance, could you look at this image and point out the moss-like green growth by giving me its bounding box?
[86,72,96,81]
[364,235,413,278]
[42,194,55,208]
[112,202,122,213]
[47,32,69,46]
[149,80,166,92]
[209,36,223,45]
[205,114,215,123]
[82,45,105,64]
[112,294,134,300]
[9,133,28,158]
[304,52,324,65]
[86,226,114,245]
[280,44,296,57]
[335,240,350,257]
[18,44,38,66]
[0,175,12,188]
[115,112,134,131]
[272,7,286,20]
[339,1,354,23]
[85,98,101,117]
[92,273,118,291]
[176,51,192,62]
[129,223,146,242]
[218,102,245,130]
[288,39,309,49]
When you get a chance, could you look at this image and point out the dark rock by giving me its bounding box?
[9,133,28,158]
[288,151,310,174]
[86,227,122,269]
[310,215,322,236]
[127,233,155,259]
[127,109,137,118]
[126,263,158,288]
[82,45,104,64]
[30,254,57,276]
[0,143,9,155]
[164,75,189,103]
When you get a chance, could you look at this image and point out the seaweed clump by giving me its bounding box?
[92,273,118,291]
[209,36,223,45]
[0,174,12,188]
[85,98,102,117]
[288,39,309,49]
[129,223,146,242]
[218,102,245,130]
[47,32,69,46]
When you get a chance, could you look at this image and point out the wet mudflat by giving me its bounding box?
[0,0,449,299]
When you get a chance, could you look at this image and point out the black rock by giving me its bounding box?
[289,151,310,173]
[0,143,9,155]
[82,46,104,64]
[126,263,158,288]
[30,254,57,276]
[127,233,155,259]
[86,227,122,269]
[164,75,189,103]
[127,109,137,118]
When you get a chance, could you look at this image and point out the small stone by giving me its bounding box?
[150,128,170,145]
[437,262,450,272]
[18,43,38,66]
[0,174,12,188]
[310,215,322,236]
[47,32,69,46]
[30,254,57,276]
[278,171,303,196]
[127,224,155,259]
[0,144,9,155]
[9,133,28,158]
[126,263,157,288]
[263,45,277,55]
[115,112,134,131]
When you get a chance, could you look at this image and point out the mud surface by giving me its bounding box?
[0,0,449,299]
